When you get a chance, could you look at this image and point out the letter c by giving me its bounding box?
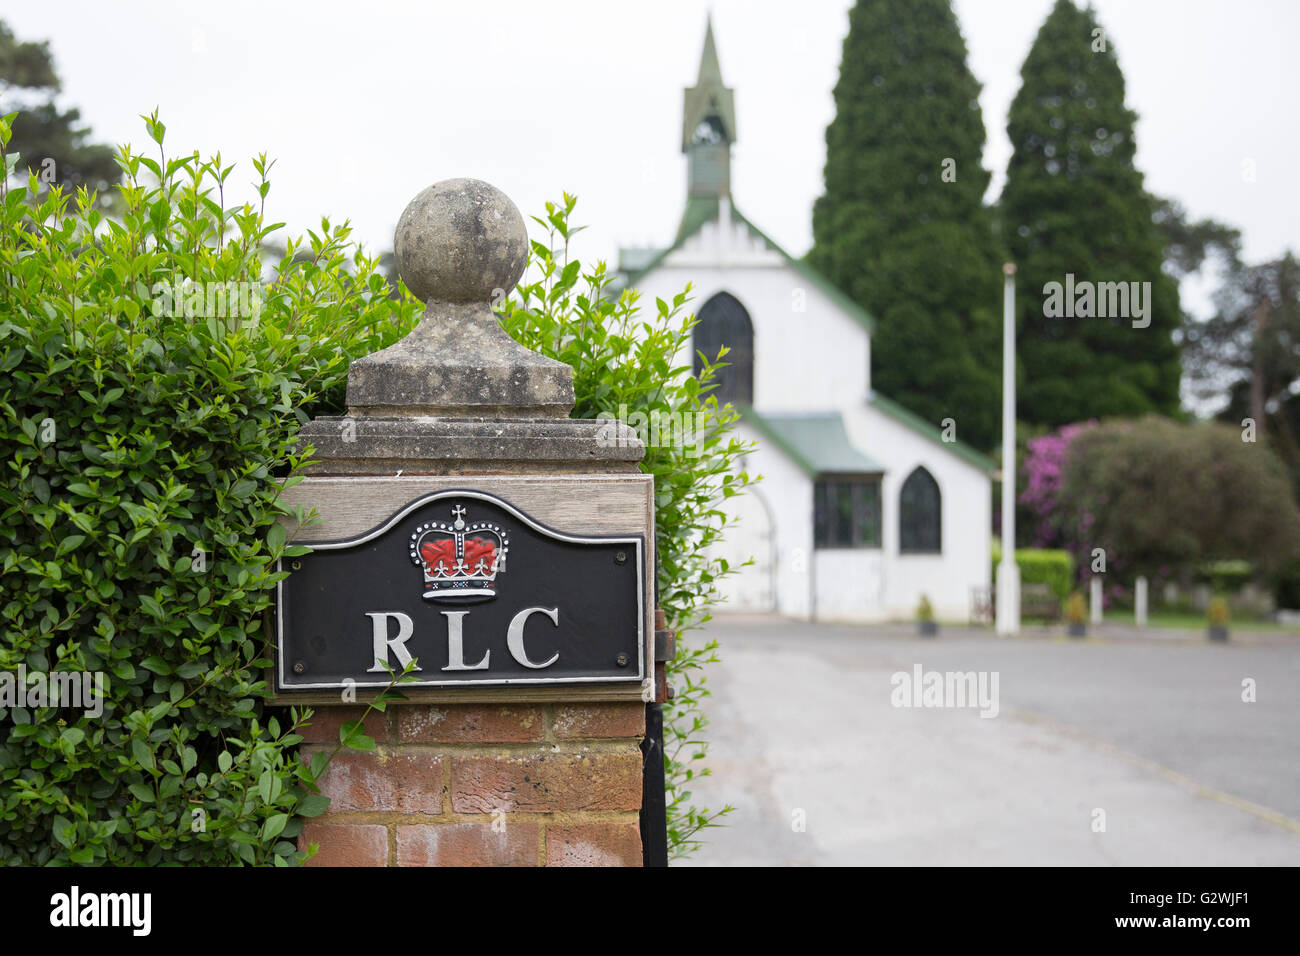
[506,607,560,669]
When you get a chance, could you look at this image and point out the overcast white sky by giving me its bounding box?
[5,0,1297,303]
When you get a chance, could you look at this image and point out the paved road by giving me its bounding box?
[678,616,1300,866]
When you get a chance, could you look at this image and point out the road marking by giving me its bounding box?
[1011,708,1300,835]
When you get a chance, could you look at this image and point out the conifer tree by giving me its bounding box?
[1000,0,1180,427]
[0,20,119,198]
[810,0,1002,451]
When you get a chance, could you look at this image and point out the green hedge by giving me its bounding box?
[0,113,416,864]
[1196,559,1253,593]
[992,544,1074,601]
[1,116,750,863]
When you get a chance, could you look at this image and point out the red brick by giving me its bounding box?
[300,822,388,867]
[546,823,642,867]
[396,704,545,743]
[397,822,539,867]
[555,703,645,739]
[297,706,386,745]
[310,749,442,814]
[451,752,641,813]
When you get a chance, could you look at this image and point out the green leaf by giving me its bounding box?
[52,816,75,849]
[296,793,331,818]
[132,738,155,772]
[140,655,171,675]
[262,813,288,841]
[128,782,155,803]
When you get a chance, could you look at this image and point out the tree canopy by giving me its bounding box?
[809,0,1002,451]
[1000,0,1181,429]
[0,20,119,198]
[1057,416,1300,581]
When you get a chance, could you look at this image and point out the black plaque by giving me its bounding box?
[275,490,644,691]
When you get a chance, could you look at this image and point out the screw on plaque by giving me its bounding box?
[292,661,306,674]
[616,653,630,667]
[614,551,627,565]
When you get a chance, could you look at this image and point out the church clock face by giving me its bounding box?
[692,117,724,146]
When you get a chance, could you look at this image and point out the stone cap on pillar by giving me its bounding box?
[298,178,643,474]
[347,178,573,418]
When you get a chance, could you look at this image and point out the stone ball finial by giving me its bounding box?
[394,178,528,304]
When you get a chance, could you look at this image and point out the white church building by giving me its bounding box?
[616,23,994,623]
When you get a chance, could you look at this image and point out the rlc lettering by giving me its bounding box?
[366,612,420,673]
[365,607,560,673]
[443,610,489,671]
[507,606,560,669]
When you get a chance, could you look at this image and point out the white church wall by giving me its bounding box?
[625,214,989,625]
[704,422,813,619]
[631,259,871,412]
[813,548,885,622]
[843,404,992,622]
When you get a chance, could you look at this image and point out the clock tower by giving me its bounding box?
[682,17,736,200]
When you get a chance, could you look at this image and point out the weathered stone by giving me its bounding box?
[394,178,527,304]
[346,178,576,417]
[297,415,643,474]
[288,178,647,868]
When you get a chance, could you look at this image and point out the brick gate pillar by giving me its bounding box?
[275,178,653,866]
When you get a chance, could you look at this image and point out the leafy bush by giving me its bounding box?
[1196,559,1253,594]
[1274,557,1300,610]
[0,111,417,864]
[992,544,1074,602]
[1057,416,1300,579]
[1018,421,1095,547]
[2,108,750,863]
[500,193,755,858]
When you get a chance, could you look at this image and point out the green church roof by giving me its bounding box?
[744,410,884,478]
[868,391,997,473]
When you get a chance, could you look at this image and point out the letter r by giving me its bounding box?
[365,612,420,672]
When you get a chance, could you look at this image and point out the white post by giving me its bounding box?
[1135,576,1148,627]
[996,263,1020,636]
[1090,576,1103,625]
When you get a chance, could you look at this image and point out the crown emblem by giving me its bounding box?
[408,504,509,602]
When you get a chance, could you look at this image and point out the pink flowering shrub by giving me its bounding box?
[1019,421,1096,548]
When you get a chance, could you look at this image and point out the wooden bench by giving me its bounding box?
[1021,582,1061,621]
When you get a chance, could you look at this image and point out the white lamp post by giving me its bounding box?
[996,262,1020,636]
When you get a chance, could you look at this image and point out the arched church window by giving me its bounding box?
[899,466,941,554]
[692,291,753,407]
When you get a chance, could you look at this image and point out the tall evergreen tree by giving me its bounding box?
[0,21,119,198]
[809,0,1002,451]
[1000,0,1180,428]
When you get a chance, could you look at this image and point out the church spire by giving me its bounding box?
[682,15,735,199]
[696,15,724,86]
